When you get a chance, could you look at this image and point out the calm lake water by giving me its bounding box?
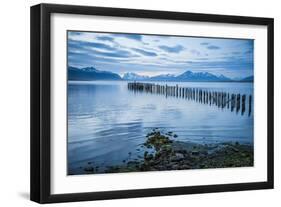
[67,80,253,174]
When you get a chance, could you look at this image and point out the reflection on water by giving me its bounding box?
[67,81,253,174]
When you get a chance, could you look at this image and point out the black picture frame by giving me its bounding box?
[30,3,274,203]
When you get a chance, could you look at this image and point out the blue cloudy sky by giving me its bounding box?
[68,31,253,79]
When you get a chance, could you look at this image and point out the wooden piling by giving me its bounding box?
[241,94,246,115]
[226,93,230,109]
[127,82,251,116]
[248,95,252,116]
[231,94,236,111]
[236,94,241,113]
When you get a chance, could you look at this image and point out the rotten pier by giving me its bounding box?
[128,82,252,116]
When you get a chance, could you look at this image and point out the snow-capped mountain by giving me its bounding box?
[150,74,176,81]
[123,70,233,82]
[68,66,252,82]
[176,71,231,81]
[123,72,149,80]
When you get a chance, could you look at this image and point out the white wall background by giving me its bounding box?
[0,0,279,206]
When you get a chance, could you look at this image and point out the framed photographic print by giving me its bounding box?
[30,3,274,203]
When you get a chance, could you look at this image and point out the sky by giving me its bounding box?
[68,31,254,79]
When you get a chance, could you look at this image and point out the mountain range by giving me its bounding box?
[122,72,150,81]
[68,66,253,82]
[240,76,254,82]
[68,66,122,80]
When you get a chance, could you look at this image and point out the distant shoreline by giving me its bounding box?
[68,66,254,83]
[68,79,253,83]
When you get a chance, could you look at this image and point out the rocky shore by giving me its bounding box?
[83,129,253,174]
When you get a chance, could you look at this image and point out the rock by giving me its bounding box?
[191,151,200,156]
[152,159,161,165]
[172,164,179,170]
[171,153,184,162]
[127,161,139,165]
[175,149,187,154]
[199,164,205,168]
[180,164,191,170]
[84,167,94,172]
[166,131,173,136]
[144,151,148,157]
[230,146,239,152]
[201,151,208,156]
[144,154,153,161]
[156,165,166,170]
[165,164,173,170]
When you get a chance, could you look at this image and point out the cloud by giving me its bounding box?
[185,59,253,71]
[68,31,83,36]
[91,49,135,58]
[68,39,137,66]
[132,48,157,57]
[69,39,135,56]
[96,36,114,42]
[190,49,201,56]
[207,45,221,50]
[68,50,122,68]
[200,42,209,45]
[67,31,254,78]
[69,40,113,51]
[195,57,209,61]
[158,45,184,53]
[114,33,143,41]
[232,51,241,55]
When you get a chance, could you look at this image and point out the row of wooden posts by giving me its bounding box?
[128,82,252,116]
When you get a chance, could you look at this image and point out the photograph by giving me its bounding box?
[67,31,254,175]
[29,2,274,204]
